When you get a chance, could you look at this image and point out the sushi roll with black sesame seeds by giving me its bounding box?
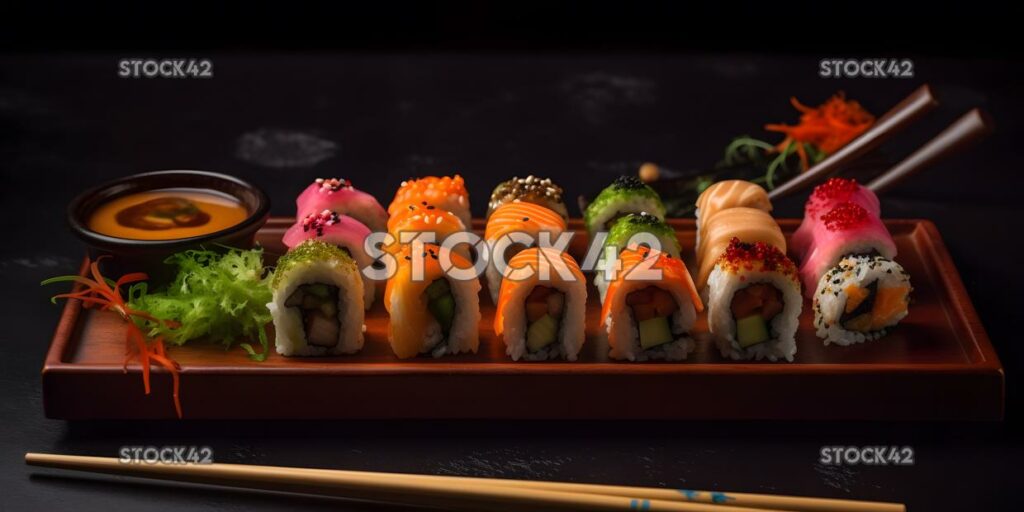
[384,243,481,359]
[583,176,666,235]
[812,254,912,346]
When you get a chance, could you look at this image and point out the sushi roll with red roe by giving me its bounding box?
[706,239,802,362]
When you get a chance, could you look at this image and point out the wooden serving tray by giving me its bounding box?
[42,218,1004,420]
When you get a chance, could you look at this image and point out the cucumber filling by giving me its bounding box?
[525,286,564,352]
[731,283,783,348]
[426,279,455,335]
[626,286,679,349]
[285,283,341,348]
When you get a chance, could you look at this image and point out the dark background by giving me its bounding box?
[2,4,1023,511]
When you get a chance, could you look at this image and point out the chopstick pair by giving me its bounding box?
[25,452,904,512]
[769,84,993,198]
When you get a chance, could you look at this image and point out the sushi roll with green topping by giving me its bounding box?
[268,240,365,356]
[584,176,666,235]
[594,213,682,303]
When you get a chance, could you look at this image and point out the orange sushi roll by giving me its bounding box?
[388,175,471,228]
[383,244,481,359]
[600,245,703,361]
[386,203,472,262]
[483,202,568,304]
[493,246,586,361]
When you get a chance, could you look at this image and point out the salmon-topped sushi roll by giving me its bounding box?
[694,180,771,253]
[388,175,471,228]
[694,207,787,292]
[600,245,703,361]
[494,247,586,361]
[383,244,481,359]
[483,202,567,304]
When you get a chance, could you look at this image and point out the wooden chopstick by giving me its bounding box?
[25,453,904,512]
[768,84,939,200]
[867,108,993,193]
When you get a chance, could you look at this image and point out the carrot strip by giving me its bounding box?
[765,92,874,170]
[48,257,184,418]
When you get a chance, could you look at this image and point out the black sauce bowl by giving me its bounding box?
[68,170,271,283]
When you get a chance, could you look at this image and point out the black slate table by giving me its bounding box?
[1,54,1021,511]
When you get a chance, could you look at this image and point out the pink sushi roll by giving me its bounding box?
[284,211,377,309]
[296,178,389,234]
[798,201,896,297]
[791,178,881,261]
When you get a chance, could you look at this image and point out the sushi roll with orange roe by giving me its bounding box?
[388,175,471,228]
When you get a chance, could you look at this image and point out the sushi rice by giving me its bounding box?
[268,241,365,356]
[813,254,912,346]
[705,248,802,362]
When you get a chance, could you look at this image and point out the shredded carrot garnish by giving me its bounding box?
[764,92,875,170]
[48,256,182,418]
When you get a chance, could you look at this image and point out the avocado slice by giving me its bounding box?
[736,314,770,348]
[526,314,559,352]
[305,283,330,299]
[638,316,673,349]
[426,279,451,300]
[428,293,455,334]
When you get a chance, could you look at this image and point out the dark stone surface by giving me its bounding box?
[1,54,1020,510]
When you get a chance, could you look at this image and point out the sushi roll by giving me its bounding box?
[694,180,771,253]
[383,244,481,359]
[486,175,569,222]
[797,201,897,296]
[694,207,787,291]
[593,212,681,303]
[813,254,912,345]
[493,247,587,361]
[483,202,568,304]
[388,175,471,228]
[791,177,881,260]
[282,211,377,309]
[706,239,801,362]
[600,245,703,361]
[268,240,365,356]
[386,203,473,262]
[583,176,666,235]
[296,178,389,233]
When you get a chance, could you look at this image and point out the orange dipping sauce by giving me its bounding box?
[88,188,249,240]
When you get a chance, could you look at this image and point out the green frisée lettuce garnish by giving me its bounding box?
[128,247,274,361]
